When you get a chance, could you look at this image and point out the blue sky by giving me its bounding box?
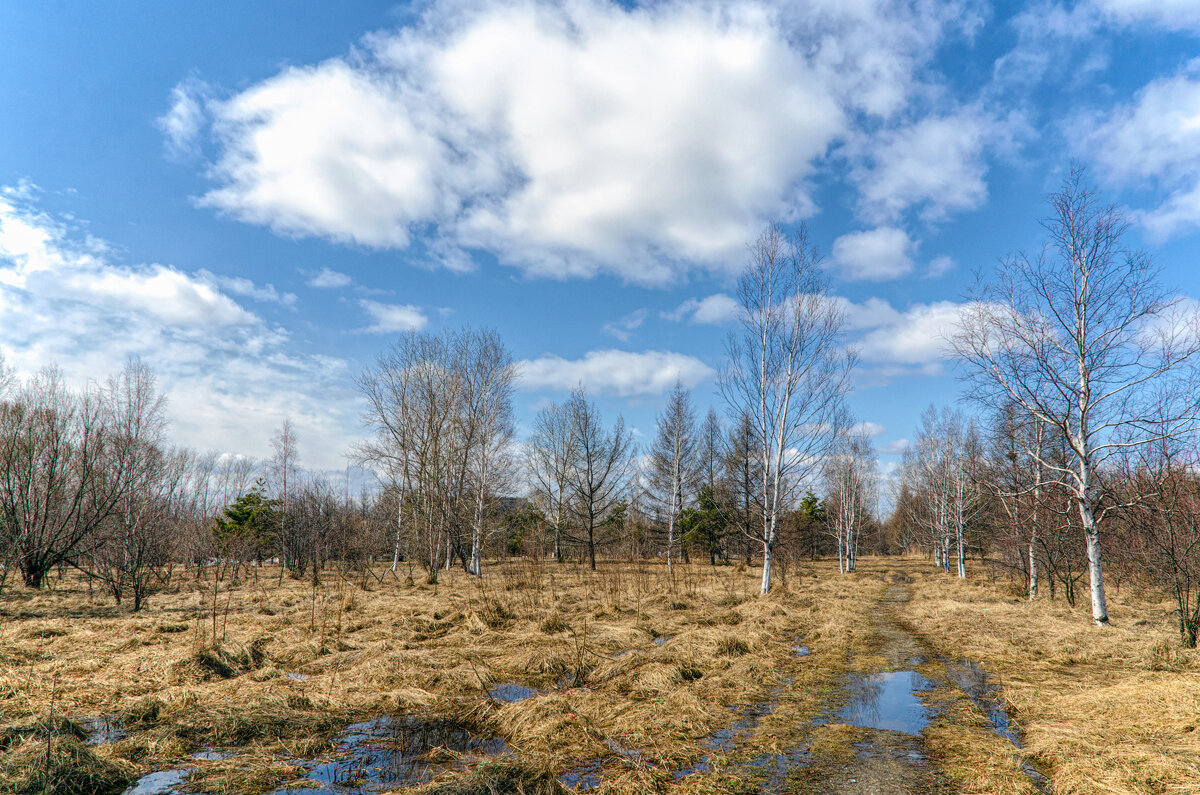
[3,0,1200,483]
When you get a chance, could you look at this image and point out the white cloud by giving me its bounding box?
[360,300,428,333]
[852,421,887,437]
[602,309,647,342]
[831,227,914,281]
[831,296,969,383]
[926,255,955,278]
[880,438,910,455]
[1082,63,1200,238]
[851,109,992,224]
[664,293,740,325]
[856,300,963,365]
[180,0,980,284]
[1091,0,1200,31]
[518,349,714,397]
[0,188,358,470]
[307,267,353,289]
[202,271,296,306]
[158,79,209,160]
[833,296,904,331]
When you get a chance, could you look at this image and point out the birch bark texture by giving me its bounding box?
[720,224,854,595]
[954,166,1200,625]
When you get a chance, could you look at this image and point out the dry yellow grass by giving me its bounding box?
[0,556,1194,794]
[899,557,1200,795]
[0,560,831,793]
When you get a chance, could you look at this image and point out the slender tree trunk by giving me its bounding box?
[392,483,404,572]
[1079,496,1110,625]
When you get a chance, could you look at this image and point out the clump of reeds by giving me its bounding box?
[0,718,133,795]
[418,760,568,794]
[171,638,268,681]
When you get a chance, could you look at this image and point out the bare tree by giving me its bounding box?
[988,403,1052,600]
[0,369,122,588]
[526,402,576,562]
[565,387,635,570]
[954,165,1200,625]
[1116,437,1200,646]
[722,413,763,566]
[356,327,515,579]
[720,224,855,594]
[899,406,985,578]
[824,425,878,574]
[698,408,724,494]
[460,330,517,576]
[269,417,300,573]
[650,380,699,573]
[91,359,175,609]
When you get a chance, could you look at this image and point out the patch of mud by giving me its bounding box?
[838,671,933,735]
[271,716,507,794]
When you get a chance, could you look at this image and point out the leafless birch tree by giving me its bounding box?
[720,224,855,594]
[824,425,877,574]
[651,380,699,573]
[526,402,576,562]
[954,165,1200,625]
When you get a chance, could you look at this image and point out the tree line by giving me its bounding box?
[3,166,1200,651]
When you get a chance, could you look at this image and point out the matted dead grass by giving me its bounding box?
[898,556,1200,795]
[0,560,856,793]
[3,555,1188,793]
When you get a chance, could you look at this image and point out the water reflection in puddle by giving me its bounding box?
[488,682,538,703]
[81,715,128,745]
[120,769,186,795]
[941,660,1049,790]
[269,716,507,795]
[793,645,810,657]
[653,636,671,646]
[838,671,932,735]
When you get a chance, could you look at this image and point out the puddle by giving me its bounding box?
[941,660,1050,790]
[793,645,810,657]
[287,673,311,681]
[559,758,607,791]
[676,681,792,780]
[838,671,932,735]
[121,769,186,795]
[488,683,538,703]
[558,738,649,790]
[612,649,635,659]
[192,749,232,760]
[653,636,671,646]
[742,747,811,792]
[271,716,507,794]
[942,661,1018,743]
[81,715,128,745]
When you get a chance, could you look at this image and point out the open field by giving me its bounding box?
[0,557,1195,795]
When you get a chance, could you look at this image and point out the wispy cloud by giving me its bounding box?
[518,349,714,397]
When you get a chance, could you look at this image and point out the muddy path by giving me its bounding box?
[697,567,1040,795]
[805,576,955,795]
